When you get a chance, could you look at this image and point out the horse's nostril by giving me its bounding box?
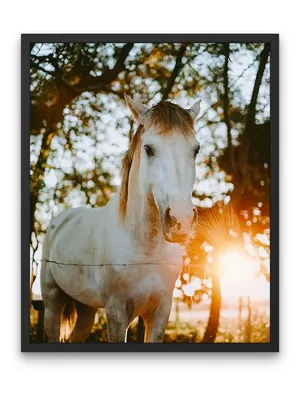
[164,207,177,229]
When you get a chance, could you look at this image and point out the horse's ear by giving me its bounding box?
[187,100,201,121]
[124,93,149,123]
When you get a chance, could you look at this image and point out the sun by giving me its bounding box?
[219,250,260,299]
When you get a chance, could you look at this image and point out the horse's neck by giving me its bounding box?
[125,167,161,249]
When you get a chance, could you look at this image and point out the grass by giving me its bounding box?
[30,306,270,343]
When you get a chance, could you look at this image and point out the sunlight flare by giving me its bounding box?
[219,249,261,298]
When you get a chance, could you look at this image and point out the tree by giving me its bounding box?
[192,43,270,341]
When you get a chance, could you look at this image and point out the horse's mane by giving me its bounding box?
[119,100,195,222]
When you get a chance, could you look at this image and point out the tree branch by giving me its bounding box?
[223,43,235,173]
[237,43,270,181]
[72,43,134,93]
[162,44,187,100]
[30,43,134,241]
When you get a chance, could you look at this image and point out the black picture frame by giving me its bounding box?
[22,33,279,352]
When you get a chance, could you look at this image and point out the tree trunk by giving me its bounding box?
[202,269,221,343]
[30,130,54,242]
[236,43,270,184]
[223,43,235,173]
[231,43,270,210]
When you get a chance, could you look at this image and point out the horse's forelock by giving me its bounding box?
[146,100,195,136]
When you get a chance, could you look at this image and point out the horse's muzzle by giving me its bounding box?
[162,205,197,244]
[163,230,190,244]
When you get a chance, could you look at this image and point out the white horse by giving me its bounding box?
[41,94,201,342]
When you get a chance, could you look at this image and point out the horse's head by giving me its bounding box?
[122,95,201,244]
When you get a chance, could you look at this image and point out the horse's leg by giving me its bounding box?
[106,311,128,342]
[43,287,67,343]
[41,261,69,342]
[105,297,134,342]
[70,302,97,343]
[143,297,172,343]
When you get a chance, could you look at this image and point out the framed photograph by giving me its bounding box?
[22,34,279,352]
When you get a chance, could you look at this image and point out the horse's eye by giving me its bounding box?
[144,145,155,158]
[193,145,200,158]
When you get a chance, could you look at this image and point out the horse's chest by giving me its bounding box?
[106,265,181,312]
